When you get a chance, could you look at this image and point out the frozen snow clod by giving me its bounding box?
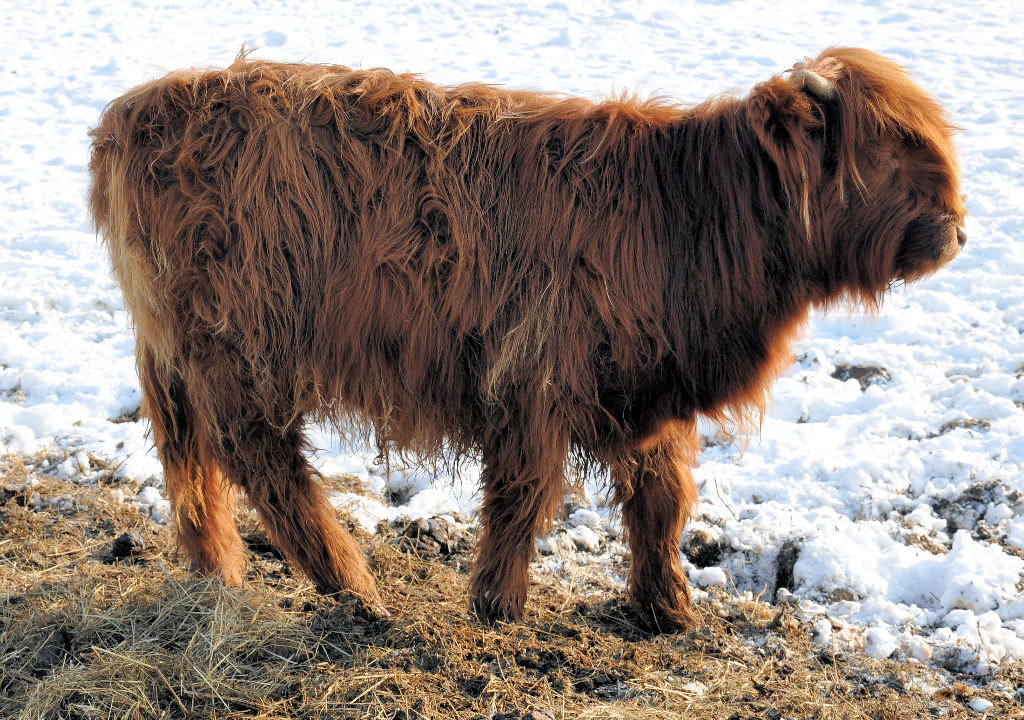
[862,626,899,658]
[568,508,601,528]
[968,697,994,712]
[567,525,602,553]
[73,452,90,474]
[53,457,77,479]
[813,618,833,645]
[691,566,729,588]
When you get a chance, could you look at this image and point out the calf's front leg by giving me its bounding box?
[614,419,699,632]
[470,425,568,623]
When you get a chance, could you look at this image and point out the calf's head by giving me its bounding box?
[749,47,966,302]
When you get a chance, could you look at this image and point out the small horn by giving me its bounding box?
[791,69,836,101]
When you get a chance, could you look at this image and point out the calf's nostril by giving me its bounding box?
[956,226,967,248]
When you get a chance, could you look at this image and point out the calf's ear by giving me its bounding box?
[747,75,823,170]
[746,74,831,234]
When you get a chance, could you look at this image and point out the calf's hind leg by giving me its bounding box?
[614,420,699,632]
[208,412,382,609]
[137,344,246,585]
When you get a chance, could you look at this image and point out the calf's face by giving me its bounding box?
[790,51,967,294]
[882,137,967,281]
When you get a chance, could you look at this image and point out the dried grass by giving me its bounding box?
[1,454,1019,719]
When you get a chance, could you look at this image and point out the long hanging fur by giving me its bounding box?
[89,47,965,629]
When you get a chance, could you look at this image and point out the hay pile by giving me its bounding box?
[1,454,1019,719]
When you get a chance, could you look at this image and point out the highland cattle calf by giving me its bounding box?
[89,47,965,630]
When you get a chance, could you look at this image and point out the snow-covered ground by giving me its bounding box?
[2,0,1023,676]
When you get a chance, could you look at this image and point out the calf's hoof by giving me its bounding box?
[188,551,246,587]
[311,563,388,618]
[470,587,525,625]
[317,583,390,619]
[629,592,698,633]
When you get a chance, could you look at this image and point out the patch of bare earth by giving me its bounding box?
[1,455,1020,719]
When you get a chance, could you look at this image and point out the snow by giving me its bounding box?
[969,696,995,713]
[691,566,729,589]
[864,626,900,659]
[812,619,832,645]
[569,508,603,529]
[2,0,1023,677]
[567,525,603,553]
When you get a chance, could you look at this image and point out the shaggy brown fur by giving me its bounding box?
[89,47,965,630]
